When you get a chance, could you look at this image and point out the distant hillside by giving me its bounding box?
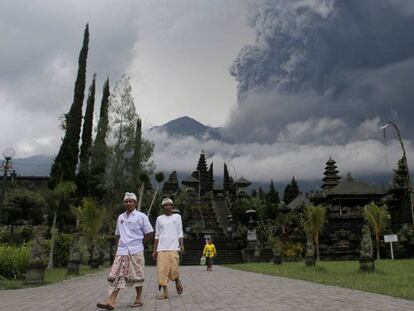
[12,155,54,176]
[150,116,228,141]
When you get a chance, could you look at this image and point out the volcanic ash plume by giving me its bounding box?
[226,0,414,143]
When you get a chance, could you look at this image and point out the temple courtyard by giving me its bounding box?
[1,266,413,311]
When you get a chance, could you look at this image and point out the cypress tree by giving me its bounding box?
[265,179,280,219]
[267,179,280,204]
[131,117,142,189]
[283,176,300,205]
[90,78,110,201]
[49,24,89,188]
[76,73,96,196]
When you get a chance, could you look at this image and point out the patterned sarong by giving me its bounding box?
[157,251,180,286]
[107,252,145,294]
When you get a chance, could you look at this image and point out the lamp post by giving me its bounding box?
[1,147,16,208]
[380,122,414,227]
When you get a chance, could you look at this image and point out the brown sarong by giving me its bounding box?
[107,252,145,294]
[157,251,180,286]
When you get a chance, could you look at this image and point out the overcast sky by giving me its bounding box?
[0,0,252,155]
[1,0,414,184]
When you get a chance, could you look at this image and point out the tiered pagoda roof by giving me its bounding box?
[322,157,341,190]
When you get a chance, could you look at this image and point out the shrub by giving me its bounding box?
[43,233,73,267]
[0,244,31,279]
[282,242,304,260]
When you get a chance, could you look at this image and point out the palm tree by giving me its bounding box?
[363,202,389,260]
[73,197,105,267]
[46,181,76,269]
[303,204,326,261]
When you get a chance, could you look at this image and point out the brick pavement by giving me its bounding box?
[1,266,413,310]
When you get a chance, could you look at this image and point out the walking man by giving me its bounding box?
[152,198,184,299]
[97,192,154,310]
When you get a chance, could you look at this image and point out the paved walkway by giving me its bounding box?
[1,266,414,311]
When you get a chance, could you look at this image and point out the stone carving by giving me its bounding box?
[359,224,375,272]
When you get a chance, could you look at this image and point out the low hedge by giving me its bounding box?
[0,244,31,279]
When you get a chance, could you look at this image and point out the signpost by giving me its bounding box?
[384,234,398,260]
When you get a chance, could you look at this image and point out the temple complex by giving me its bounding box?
[160,151,413,263]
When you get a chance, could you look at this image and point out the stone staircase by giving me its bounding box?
[144,196,243,266]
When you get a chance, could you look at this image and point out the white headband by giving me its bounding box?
[161,198,173,206]
[123,192,137,202]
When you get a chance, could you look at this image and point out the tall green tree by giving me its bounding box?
[90,78,110,202]
[77,74,96,197]
[363,202,390,260]
[283,177,300,205]
[265,180,279,219]
[267,180,280,205]
[131,117,142,190]
[107,75,154,197]
[108,75,138,193]
[49,24,89,188]
[304,204,326,261]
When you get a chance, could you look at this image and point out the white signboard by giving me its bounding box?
[384,234,398,243]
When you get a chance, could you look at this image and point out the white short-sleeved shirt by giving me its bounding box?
[155,214,184,252]
[115,209,154,255]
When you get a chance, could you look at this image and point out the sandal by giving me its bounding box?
[157,294,169,300]
[176,280,184,295]
[131,302,143,307]
[97,303,115,310]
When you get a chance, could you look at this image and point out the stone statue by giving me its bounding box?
[25,226,46,284]
[359,224,375,272]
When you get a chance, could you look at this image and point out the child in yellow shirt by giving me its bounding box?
[203,239,217,271]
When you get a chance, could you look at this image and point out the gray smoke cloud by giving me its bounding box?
[227,0,414,143]
[146,128,414,182]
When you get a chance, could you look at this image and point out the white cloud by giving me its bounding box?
[146,129,411,183]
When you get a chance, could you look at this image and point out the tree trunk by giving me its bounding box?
[376,235,380,260]
[316,233,320,261]
[47,210,57,269]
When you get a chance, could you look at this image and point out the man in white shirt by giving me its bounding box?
[152,198,184,299]
[97,192,153,310]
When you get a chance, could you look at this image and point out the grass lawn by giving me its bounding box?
[0,264,108,290]
[225,259,414,301]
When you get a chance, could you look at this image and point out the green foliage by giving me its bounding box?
[363,202,390,260]
[45,181,77,230]
[283,177,300,205]
[0,188,45,228]
[397,224,414,258]
[73,198,105,246]
[90,78,110,202]
[49,24,89,188]
[0,227,34,245]
[155,171,165,183]
[0,244,30,279]
[77,74,96,197]
[282,241,304,259]
[42,233,73,268]
[107,75,154,200]
[266,179,280,205]
[304,204,326,261]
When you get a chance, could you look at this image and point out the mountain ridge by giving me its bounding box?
[150,116,229,142]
